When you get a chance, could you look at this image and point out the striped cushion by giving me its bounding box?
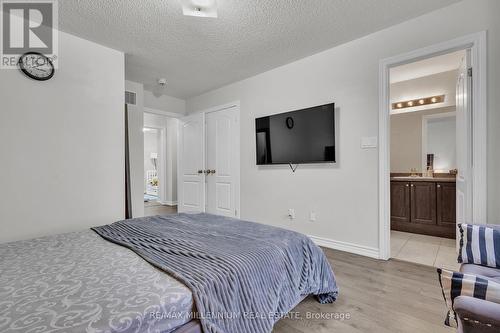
[437,268,500,327]
[458,224,500,268]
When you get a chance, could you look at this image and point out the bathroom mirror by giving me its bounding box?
[422,112,456,172]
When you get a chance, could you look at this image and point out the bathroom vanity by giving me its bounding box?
[390,176,456,238]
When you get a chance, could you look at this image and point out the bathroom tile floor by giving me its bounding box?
[391,231,460,270]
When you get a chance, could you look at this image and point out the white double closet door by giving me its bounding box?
[178,106,240,217]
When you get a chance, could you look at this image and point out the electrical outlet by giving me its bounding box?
[309,211,316,222]
[288,209,295,219]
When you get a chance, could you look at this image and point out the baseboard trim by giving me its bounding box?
[309,235,380,259]
[159,201,178,206]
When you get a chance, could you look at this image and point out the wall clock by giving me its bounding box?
[18,52,55,81]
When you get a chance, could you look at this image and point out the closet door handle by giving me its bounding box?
[209,170,216,174]
[197,170,203,174]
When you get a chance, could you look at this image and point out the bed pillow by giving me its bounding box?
[458,224,500,268]
[437,268,500,327]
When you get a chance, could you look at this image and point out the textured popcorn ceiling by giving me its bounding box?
[59,0,460,99]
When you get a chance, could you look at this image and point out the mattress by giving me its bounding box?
[0,230,194,333]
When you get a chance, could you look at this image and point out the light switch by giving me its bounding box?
[361,136,378,149]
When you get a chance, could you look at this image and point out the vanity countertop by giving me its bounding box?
[390,176,456,183]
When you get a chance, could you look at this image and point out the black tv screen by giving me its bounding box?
[255,103,335,165]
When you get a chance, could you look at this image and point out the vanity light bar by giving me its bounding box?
[392,95,445,110]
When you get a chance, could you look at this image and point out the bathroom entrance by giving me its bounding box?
[387,49,468,269]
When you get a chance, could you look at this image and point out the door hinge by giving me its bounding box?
[467,67,473,77]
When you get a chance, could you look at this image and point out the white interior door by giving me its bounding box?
[205,107,239,217]
[178,113,205,213]
[456,49,473,237]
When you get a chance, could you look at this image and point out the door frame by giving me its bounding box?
[421,111,456,173]
[378,31,487,260]
[143,126,164,203]
[178,101,241,218]
[144,110,180,206]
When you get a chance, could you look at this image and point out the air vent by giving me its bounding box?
[125,91,137,105]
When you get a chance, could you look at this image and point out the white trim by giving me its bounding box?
[471,32,488,225]
[159,200,178,206]
[379,58,391,260]
[379,31,488,260]
[144,113,179,207]
[143,126,165,204]
[193,101,240,115]
[421,111,456,172]
[309,235,380,259]
[159,127,167,204]
[144,107,185,119]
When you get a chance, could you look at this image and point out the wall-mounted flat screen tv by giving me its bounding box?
[255,103,335,165]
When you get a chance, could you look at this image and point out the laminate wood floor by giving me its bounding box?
[273,248,453,333]
[144,202,177,216]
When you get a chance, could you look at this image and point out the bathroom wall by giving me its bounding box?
[390,106,455,173]
[390,70,458,115]
[427,116,456,171]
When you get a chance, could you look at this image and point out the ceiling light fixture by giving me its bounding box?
[180,0,218,18]
[391,95,445,110]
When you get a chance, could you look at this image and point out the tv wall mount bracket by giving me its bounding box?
[288,163,299,173]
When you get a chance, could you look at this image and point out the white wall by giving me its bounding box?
[125,80,145,217]
[391,107,455,173]
[144,90,186,115]
[0,31,125,243]
[186,0,500,252]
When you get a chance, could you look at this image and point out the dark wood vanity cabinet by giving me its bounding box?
[390,182,410,223]
[437,182,456,227]
[391,180,456,238]
[410,182,436,225]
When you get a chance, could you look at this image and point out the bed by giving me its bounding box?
[0,229,194,333]
[0,213,338,333]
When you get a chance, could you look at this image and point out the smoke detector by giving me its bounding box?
[180,0,217,18]
[158,78,167,86]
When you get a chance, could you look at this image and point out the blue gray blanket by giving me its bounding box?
[92,213,338,333]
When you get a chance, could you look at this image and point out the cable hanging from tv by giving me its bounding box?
[289,163,299,173]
